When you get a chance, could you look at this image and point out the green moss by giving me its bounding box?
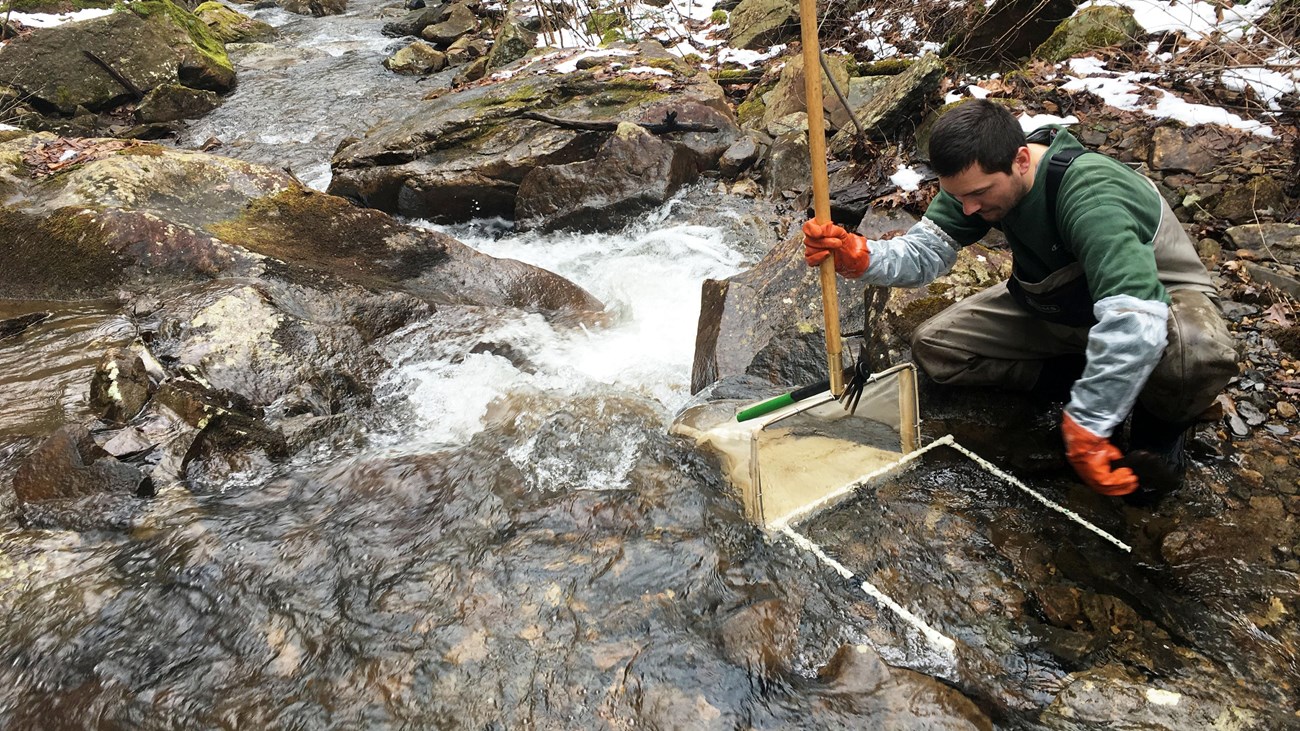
[709,9,726,23]
[584,9,624,38]
[116,143,169,156]
[0,206,127,298]
[1033,6,1140,63]
[208,188,447,286]
[127,0,232,74]
[736,97,765,127]
[898,294,952,336]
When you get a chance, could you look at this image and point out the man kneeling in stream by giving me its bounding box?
[803,99,1237,502]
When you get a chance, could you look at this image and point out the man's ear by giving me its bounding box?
[1015,146,1032,174]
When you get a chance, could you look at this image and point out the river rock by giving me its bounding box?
[718,597,799,674]
[485,13,537,69]
[727,0,798,50]
[948,0,1080,68]
[12,425,147,503]
[421,2,478,45]
[718,133,762,178]
[136,83,222,123]
[1224,223,1300,265]
[764,127,810,197]
[278,0,347,16]
[0,133,602,318]
[814,645,994,730]
[194,1,278,43]
[1148,125,1220,174]
[382,4,453,37]
[1212,175,1286,223]
[0,1,235,116]
[515,122,697,232]
[760,53,850,133]
[1033,5,1141,62]
[690,230,865,393]
[445,34,489,65]
[828,53,946,155]
[90,347,155,423]
[1038,664,1272,729]
[329,43,738,227]
[384,41,448,75]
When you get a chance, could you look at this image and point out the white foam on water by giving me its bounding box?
[380,195,748,450]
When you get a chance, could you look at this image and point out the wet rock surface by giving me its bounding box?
[328,42,738,227]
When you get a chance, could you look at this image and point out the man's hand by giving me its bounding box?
[803,220,871,279]
[1061,412,1139,496]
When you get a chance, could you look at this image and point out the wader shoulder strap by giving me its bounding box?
[1045,148,1093,227]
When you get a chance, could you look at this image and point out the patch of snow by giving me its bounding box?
[1063,72,1274,136]
[1068,56,1108,76]
[624,65,673,76]
[1020,113,1080,131]
[1221,62,1300,111]
[890,165,924,191]
[5,8,115,27]
[0,123,17,132]
[1081,0,1274,40]
[717,44,785,68]
[967,85,992,99]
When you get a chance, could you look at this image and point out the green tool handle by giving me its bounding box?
[736,380,830,422]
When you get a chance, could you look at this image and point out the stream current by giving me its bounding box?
[1,0,1297,728]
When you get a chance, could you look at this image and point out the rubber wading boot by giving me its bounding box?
[1121,401,1192,506]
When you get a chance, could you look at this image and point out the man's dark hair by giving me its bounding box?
[928,99,1026,177]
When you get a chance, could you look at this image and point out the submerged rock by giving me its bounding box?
[13,425,148,503]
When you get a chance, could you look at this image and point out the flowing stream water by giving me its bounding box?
[1,1,1296,727]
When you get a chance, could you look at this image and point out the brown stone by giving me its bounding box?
[1149,126,1218,174]
[13,425,146,503]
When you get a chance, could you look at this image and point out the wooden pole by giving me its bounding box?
[798,0,844,397]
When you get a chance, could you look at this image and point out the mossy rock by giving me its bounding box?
[1033,6,1141,63]
[486,14,536,69]
[136,82,221,122]
[0,206,128,298]
[727,0,798,50]
[0,0,233,115]
[194,1,277,44]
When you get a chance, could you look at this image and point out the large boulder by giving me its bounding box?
[828,54,946,156]
[278,0,347,16]
[421,2,478,46]
[947,0,1081,68]
[727,0,798,50]
[485,13,537,69]
[384,41,449,75]
[194,1,278,43]
[759,53,851,133]
[515,122,697,232]
[328,43,738,228]
[0,0,235,115]
[0,133,601,317]
[690,230,865,393]
[1033,5,1142,63]
[689,208,1012,392]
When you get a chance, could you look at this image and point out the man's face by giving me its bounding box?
[938,146,1032,223]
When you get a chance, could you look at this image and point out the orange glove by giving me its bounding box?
[802,220,871,279]
[1061,412,1138,496]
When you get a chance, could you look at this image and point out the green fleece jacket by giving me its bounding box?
[923,128,1169,305]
